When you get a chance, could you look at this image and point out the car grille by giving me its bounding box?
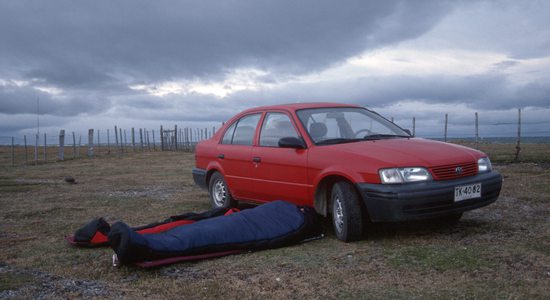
[430,161,478,181]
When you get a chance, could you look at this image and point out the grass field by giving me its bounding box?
[1,148,549,298]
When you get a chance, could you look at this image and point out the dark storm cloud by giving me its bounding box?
[0,85,111,116]
[0,0,452,89]
[113,93,246,122]
[362,74,550,110]
[222,71,550,112]
[1,0,549,139]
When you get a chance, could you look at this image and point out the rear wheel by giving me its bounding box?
[331,181,363,242]
[208,172,236,209]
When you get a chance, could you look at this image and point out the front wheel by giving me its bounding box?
[208,172,237,209]
[331,181,363,242]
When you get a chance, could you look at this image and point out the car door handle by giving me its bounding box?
[218,154,224,159]
[252,157,261,163]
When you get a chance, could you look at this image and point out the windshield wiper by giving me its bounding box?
[362,134,410,140]
[316,135,409,144]
[316,138,362,145]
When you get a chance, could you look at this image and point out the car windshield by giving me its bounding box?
[296,107,410,145]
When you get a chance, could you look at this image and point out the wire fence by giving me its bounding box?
[0,125,217,167]
[1,109,549,167]
[390,109,550,140]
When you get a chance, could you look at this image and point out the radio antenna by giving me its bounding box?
[36,96,40,135]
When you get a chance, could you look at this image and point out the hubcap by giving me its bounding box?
[213,179,227,207]
[333,196,344,233]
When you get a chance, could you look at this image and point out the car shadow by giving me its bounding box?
[321,216,494,241]
[364,217,495,240]
[237,203,495,241]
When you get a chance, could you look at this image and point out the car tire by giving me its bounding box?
[208,172,236,209]
[331,181,363,242]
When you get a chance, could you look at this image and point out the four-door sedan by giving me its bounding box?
[192,103,503,242]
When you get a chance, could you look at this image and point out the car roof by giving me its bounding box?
[239,102,362,114]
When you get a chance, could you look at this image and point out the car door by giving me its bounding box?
[217,113,261,200]
[251,111,310,205]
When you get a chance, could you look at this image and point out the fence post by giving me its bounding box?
[391,117,394,123]
[186,129,188,147]
[178,129,181,149]
[152,130,156,151]
[131,128,136,152]
[107,129,111,154]
[77,136,81,158]
[123,129,127,153]
[24,135,28,164]
[72,132,77,159]
[444,113,448,142]
[185,128,189,150]
[514,108,521,161]
[475,112,479,149]
[160,125,164,151]
[34,134,38,165]
[174,125,178,151]
[87,129,94,157]
[140,128,144,152]
[58,130,65,161]
[412,117,416,137]
[11,136,15,166]
[119,128,123,153]
[197,128,200,141]
[114,126,119,149]
[43,133,47,162]
[97,129,100,153]
[146,130,150,150]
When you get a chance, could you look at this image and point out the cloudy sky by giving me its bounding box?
[1,0,549,142]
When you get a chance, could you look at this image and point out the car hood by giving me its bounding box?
[323,138,483,168]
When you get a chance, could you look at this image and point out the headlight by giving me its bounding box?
[379,167,432,184]
[478,157,492,173]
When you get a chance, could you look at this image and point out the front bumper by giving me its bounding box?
[356,171,503,222]
[192,168,208,189]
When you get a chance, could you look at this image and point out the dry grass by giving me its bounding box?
[456,141,550,163]
[1,149,549,299]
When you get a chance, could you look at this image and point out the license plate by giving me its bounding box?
[454,183,481,202]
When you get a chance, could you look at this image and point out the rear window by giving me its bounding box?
[221,113,261,145]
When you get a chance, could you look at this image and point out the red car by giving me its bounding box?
[193,103,502,242]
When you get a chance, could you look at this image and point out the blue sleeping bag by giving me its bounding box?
[109,201,321,265]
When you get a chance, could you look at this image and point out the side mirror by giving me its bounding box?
[403,129,412,136]
[278,137,306,149]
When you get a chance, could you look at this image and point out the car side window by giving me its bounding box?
[259,113,300,147]
[222,113,261,145]
[221,122,237,144]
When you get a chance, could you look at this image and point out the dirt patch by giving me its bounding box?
[0,264,121,299]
